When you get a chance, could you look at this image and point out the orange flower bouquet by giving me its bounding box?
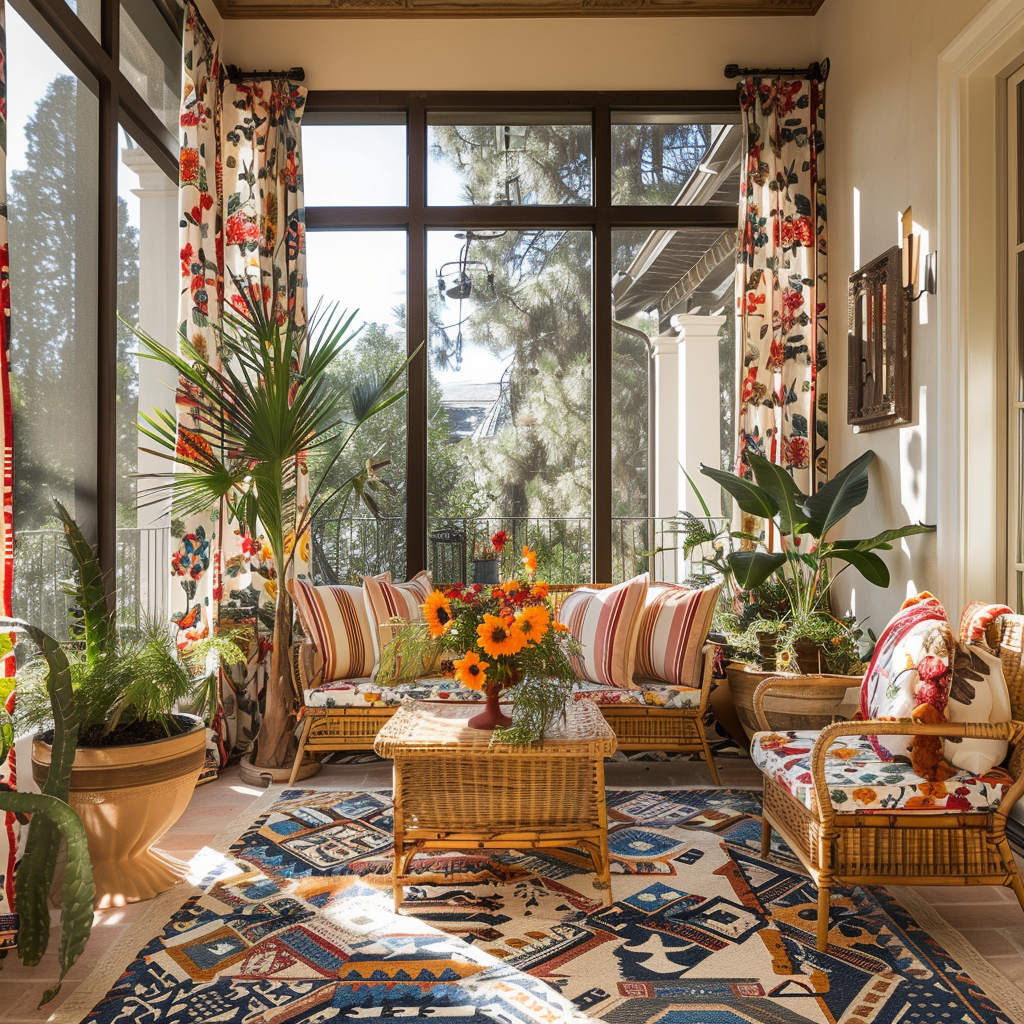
[384,546,581,740]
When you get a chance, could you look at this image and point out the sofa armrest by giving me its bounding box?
[753,674,862,731]
[804,718,1024,824]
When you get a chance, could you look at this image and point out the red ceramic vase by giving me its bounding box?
[468,682,513,730]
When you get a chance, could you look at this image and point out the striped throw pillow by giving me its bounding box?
[557,574,649,689]
[362,571,434,678]
[287,576,384,682]
[634,582,720,687]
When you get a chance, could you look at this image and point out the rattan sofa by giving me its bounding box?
[752,613,1024,951]
[289,583,719,785]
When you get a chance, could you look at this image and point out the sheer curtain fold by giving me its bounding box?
[177,0,307,773]
[735,70,828,494]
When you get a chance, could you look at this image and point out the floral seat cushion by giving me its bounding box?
[304,677,702,710]
[751,729,1013,813]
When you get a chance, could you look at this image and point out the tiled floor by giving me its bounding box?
[4,755,1024,1022]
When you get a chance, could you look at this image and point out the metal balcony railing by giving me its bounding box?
[11,514,727,640]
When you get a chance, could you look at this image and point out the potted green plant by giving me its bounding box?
[700,449,933,637]
[9,500,246,909]
[698,451,932,738]
[131,277,415,772]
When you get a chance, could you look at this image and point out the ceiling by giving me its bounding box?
[212,0,825,19]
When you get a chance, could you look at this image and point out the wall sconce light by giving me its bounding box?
[901,206,937,302]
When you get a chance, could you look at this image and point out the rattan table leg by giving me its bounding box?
[288,715,314,786]
[761,818,772,859]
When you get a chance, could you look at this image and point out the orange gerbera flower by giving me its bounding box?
[522,545,537,575]
[453,650,489,690]
[477,614,528,657]
[553,621,570,633]
[422,590,454,637]
[531,580,549,599]
[514,605,550,644]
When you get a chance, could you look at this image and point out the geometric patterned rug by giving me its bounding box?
[60,787,1024,1024]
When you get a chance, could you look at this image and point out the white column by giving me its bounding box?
[675,313,727,515]
[122,148,178,625]
[650,331,682,582]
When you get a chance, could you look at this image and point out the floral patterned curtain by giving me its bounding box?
[736,69,828,493]
[177,0,307,774]
[0,0,18,953]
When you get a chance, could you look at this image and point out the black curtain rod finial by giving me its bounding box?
[725,59,828,82]
[225,64,306,83]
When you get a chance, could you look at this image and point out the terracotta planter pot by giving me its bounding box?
[792,639,828,675]
[32,714,206,909]
[725,663,861,745]
[756,631,778,671]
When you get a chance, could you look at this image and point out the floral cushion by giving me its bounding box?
[303,677,702,710]
[751,729,1013,813]
[859,592,954,777]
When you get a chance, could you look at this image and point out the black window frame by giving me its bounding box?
[305,90,739,581]
[9,0,180,601]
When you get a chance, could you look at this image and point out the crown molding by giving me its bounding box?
[211,0,824,19]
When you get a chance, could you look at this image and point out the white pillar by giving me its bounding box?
[650,332,682,582]
[122,147,178,625]
[675,313,727,518]
[651,314,726,583]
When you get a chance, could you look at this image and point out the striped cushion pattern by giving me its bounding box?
[635,582,720,687]
[362,571,433,676]
[287,578,380,681]
[557,574,649,689]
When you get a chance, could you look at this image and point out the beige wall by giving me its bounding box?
[214,15,816,91]
[814,0,991,628]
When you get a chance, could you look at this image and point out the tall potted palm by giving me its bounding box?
[133,279,412,770]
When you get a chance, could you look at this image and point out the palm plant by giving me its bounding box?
[132,277,413,768]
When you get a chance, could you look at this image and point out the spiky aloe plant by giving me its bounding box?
[0,625,94,1007]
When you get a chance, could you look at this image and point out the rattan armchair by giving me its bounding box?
[752,672,1024,951]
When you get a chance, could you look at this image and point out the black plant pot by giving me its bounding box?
[472,559,501,585]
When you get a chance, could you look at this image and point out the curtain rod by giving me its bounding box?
[724,60,828,82]
[225,64,306,83]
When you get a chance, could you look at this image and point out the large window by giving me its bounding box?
[7,0,179,633]
[303,94,739,583]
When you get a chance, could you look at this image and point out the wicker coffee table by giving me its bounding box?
[374,699,618,911]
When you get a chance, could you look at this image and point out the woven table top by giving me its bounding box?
[374,699,617,758]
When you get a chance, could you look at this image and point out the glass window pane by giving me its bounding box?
[117,130,177,629]
[428,118,591,206]
[611,117,740,206]
[611,227,736,583]
[303,124,407,207]
[427,229,591,584]
[64,0,101,39]
[306,231,408,580]
[8,5,99,635]
[120,0,180,136]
